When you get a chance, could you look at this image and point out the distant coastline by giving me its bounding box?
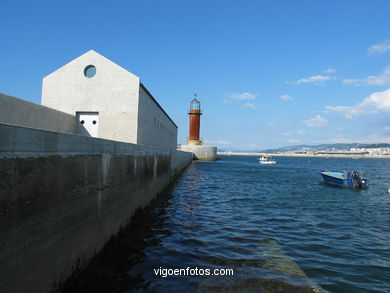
[218,152,390,159]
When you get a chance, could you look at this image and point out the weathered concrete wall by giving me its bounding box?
[181,144,218,160]
[0,123,192,293]
[137,85,178,149]
[0,92,78,134]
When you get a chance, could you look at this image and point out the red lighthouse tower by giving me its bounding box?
[188,94,202,145]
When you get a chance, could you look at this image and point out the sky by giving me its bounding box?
[1,0,390,150]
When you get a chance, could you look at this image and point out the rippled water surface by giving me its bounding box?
[64,156,390,293]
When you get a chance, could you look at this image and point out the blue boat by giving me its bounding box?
[321,170,368,188]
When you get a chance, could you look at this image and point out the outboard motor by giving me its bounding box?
[351,171,363,188]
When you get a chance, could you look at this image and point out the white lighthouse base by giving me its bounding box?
[181,144,218,161]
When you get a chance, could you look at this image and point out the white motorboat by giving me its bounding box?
[259,156,276,164]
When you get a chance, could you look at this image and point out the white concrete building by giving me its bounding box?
[42,50,177,149]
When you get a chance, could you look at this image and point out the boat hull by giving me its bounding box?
[321,172,368,188]
[321,173,346,187]
[259,156,276,164]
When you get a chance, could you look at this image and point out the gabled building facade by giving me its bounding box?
[42,50,177,149]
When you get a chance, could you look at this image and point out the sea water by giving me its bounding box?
[63,156,390,293]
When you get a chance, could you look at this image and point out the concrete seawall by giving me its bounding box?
[0,92,79,135]
[0,123,192,293]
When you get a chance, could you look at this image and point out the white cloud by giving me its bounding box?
[280,94,293,101]
[342,66,390,86]
[282,130,305,136]
[207,140,232,145]
[218,140,231,145]
[325,88,390,119]
[367,40,390,55]
[225,92,257,105]
[366,134,390,143]
[288,139,300,144]
[325,105,354,117]
[247,143,261,148]
[303,115,329,127]
[324,67,336,74]
[329,137,360,144]
[292,75,335,85]
[213,140,232,145]
[330,135,390,144]
[229,92,256,100]
[243,102,255,109]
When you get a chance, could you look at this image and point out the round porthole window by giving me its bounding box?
[84,65,96,78]
[93,120,97,125]
[80,120,85,124]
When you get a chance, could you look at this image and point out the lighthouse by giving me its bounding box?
[181,94,217,160]
[188,95,202,145]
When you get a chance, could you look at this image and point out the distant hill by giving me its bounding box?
[261,143,390,153]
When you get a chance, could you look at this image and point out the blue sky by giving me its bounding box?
[1,0,390,150]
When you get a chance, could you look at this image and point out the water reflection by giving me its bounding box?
[62,157,390,293]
